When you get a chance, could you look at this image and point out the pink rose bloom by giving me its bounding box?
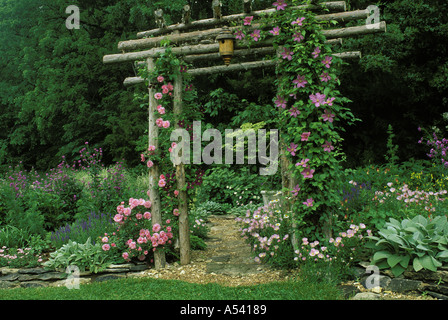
[157,75,164,83]
[156,118,163,127]
[153,224,161,233]
[137,236,146,244]
[158,179,166,187]
[157,105,165,114]
[154,92,163,100]
[140,154,145,162]
[148,145,156,152]
[113,214,123,222]
[166,82,173,91]
[129,241,136,249]
[144,201,151,208]
[136,213,142,220]
[162,85,169,94]
[174,190,179,197]
[102,236,108,243]
[102,244,110,251]
[143,211,151,220]
[116,204,124,214]
[122,252,129,260]
[123,207,132,216]
[173,208,180,216]
[162,120,170,128]
[147,160,153,168]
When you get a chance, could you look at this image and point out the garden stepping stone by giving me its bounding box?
[204,215,265,276]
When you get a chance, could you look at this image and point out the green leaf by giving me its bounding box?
[387,254,403,268]
[420,255,437,272]
[436,250,448,259]
[373,250,390,261]
[413,257,423,272]
[391,264,406,277]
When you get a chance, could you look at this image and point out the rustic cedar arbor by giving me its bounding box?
[103,1,386,269]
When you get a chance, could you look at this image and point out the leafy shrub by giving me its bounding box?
[196,166,273,207]
[197,201,228,215]
[368,215,448,276]
[43,238,116,273]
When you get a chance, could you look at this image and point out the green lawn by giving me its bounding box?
[0,277,343,300]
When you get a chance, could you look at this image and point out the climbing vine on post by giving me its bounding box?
[138,43,205,266]
[236,0,359,239]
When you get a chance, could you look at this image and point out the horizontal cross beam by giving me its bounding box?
[136,1,348,39]
[122,51,361,87]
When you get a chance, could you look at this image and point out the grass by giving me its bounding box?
[0,276,343,300]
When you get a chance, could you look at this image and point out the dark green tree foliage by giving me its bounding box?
[339,0,448,166]
[1,0,447,170]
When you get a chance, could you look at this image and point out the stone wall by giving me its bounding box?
[0,262,149,289]
[351,262,448,300]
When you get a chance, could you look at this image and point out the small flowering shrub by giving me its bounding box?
[236,201,296,269]
[100,197,175,263]
[0,246,44,268]
[372,182,447,216]
[236,200,372,272]
[294,223,372,271]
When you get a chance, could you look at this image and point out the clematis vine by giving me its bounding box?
[287,142,298,156]
[293,74,307,88]
[309,93,326,107]
[273,0,287,10]
[321,109,335,122]
[275,95,287,109]
[281,47,294,60]
[269,26,281,36]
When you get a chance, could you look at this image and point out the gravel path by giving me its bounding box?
[139,214,288,286]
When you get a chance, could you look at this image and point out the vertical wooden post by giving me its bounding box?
[243,0,252,13]
[147,57,166,270]
[173,72,191,265]
[276,47,299,253]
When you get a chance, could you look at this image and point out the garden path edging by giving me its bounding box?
[0,262,149,289]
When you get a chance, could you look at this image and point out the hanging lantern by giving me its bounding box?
[216,26,235,66]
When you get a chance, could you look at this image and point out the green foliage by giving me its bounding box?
[43,238,117,273]
[196,166,274,206]
[368,215,448,276]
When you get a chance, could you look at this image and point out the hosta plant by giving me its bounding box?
[368,215,448,276]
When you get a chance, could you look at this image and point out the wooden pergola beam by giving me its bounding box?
[136,1,347,38]
[117,19,385,53]
[123,51,362,87]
